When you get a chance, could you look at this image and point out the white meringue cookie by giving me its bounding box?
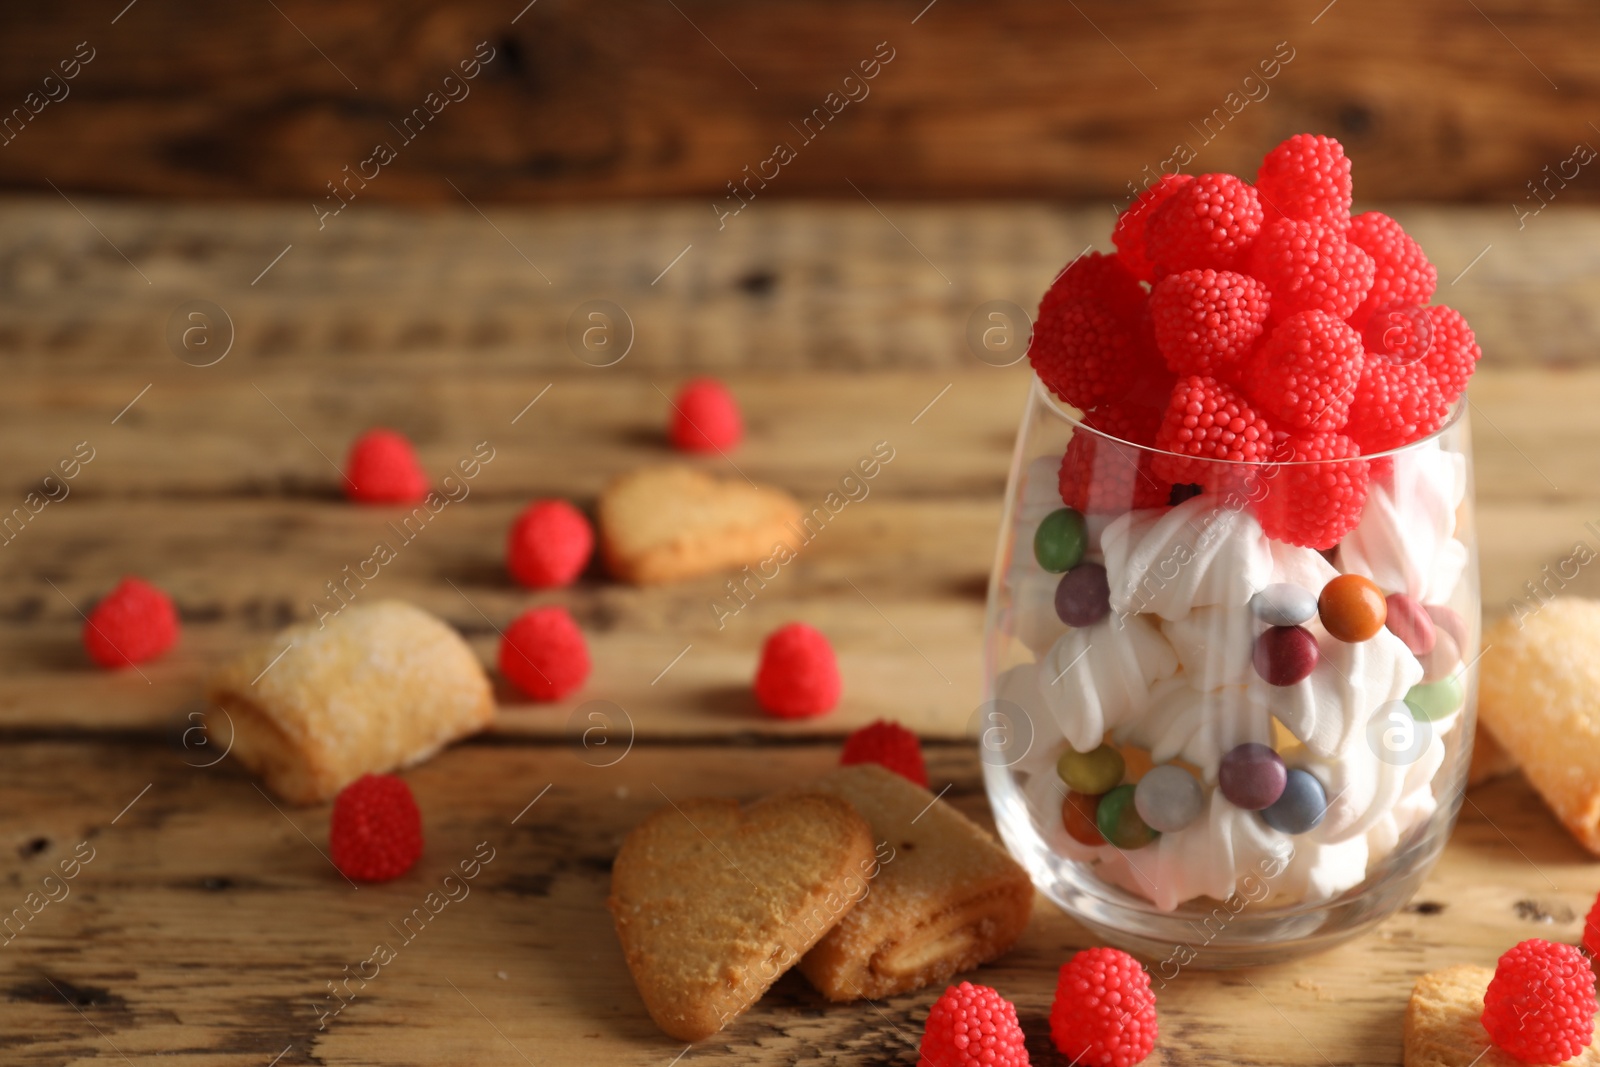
[1160,606,1259,690]
[1269,538,1340,591]
[1000,435,1472,914]
[1102,496,1275,621]
[1339,441,1468,600]
[1296,708,1451,848]
[1010,570,1068,657]
[1026,616,1180,753]
[1114,681,1271,777]
[1088,791,1292,911]
[1248,621,1423,759]
[1270,835,1370,903]
[1426,538,1471,604]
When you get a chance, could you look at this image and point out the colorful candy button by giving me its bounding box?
[1096,784,1160,850]
[1250,583,1318,627]
[1318,574,1387,642]
[1055,562,1111,627]
[1057,742,1125,795]
[1062,791,1106,846]
[1424,603,1470,650]
[1034,508,1088,574]
[1418,626,1461,683]
[1260,768,1328,835]
[1253,625,1320,686]
[1405,677,1464,721]
[1384,593,1436,655]
[1134,765,1203,833]
[1218,743,1287,811]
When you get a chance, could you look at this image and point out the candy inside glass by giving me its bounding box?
[980,375,1480,967]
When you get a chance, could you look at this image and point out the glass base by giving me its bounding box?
[985,759,1458,969]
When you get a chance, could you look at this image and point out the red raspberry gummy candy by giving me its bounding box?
[507,499,594,589]
[344,428,428,504]
[1481,938,1597,1065]
[1150,375,1275,488]
[1149,268,1271,378]
[83,576,180,669]
[329,774,423,883]
[499,606,591,701]
[1040,251,1146,320]
[1059,402,1173,514]
[1420,305,1481,406]
[1029,291,1163,412]
[1246,217,1375,323]
[1584,890,1600,957]
[1359,303,1434,368]
[918,981,1031,1067]
[1245,310,1365,432]
[1346,211,1437,325]
[1345,357,1448,454]
[1255,431,1369,550]
[669,377,743,453]
[840,719,928,787]
[1050,946,1158,1067]
[1255,133,1353,229]
[1112,174,1193,283]
[1143,172,1265,277]
[754,622,840,719]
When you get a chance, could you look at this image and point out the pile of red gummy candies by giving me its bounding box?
[1029,133,1482,551]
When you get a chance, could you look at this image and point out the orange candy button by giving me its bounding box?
[1062,791,1106,846]
[1318,574,1388,642]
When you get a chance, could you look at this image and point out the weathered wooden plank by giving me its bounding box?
[0,740,1587,1066]
[0,0,1597,204]
[0,367,1594,736]
[0,369,1596,505]
[0,493,993,738]
[0,201,1595,373]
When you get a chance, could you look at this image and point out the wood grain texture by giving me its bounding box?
[0,0,1598,203]
[1,199,1597,1064]
[2,200,1599,373]
[2,366,1598,739]
[0,741,1592,1067]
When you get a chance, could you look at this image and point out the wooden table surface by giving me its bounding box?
[3,199,1600,1066]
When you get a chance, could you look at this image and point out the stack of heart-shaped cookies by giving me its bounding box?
[607,765,1034,1041]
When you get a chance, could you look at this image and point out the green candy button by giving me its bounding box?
[1405,677,1464,722]
[1096,784,1160,851]
[1034,507,1088,573]
[1057,743,1125,795]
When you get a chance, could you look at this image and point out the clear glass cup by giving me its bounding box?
[980,375,1480,967]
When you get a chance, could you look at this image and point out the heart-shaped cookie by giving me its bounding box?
[608,792,874,1040]
[598,466,802,585]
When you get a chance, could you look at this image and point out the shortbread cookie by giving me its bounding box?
[1479,599,1600,853]
[207,600,494,805]
[609,792,874,1041]
[798,765,1034,1002]
[1404,963,1600,1067]
[597,466,802,585]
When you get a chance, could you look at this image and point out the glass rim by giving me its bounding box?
[1032,374,1467,469]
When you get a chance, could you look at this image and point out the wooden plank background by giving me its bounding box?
[0,741,1594,1066]
[2,198,1597,374]
[4,200,1600,747]
[0,0,1597,203]
[4,193,1600,1063]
